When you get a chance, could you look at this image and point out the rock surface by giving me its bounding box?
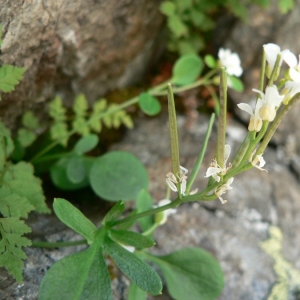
[0,0,164,129]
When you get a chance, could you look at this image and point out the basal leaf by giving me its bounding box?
[66,155,86,184]
[0,217,32,282]
[53,198,97,244]
[50,156,93,191]
[74,134,99,155]
[104,236,162,295]
[171,54,203,86]
[0,65,25,93]
[144,247,224,300]
[108,229,155,249]
[102,200,125,225]
[89,151,149,201]
[138,93,161,116]
[136,190,154,232]
[2,162,50,213]
[38,230,112,300]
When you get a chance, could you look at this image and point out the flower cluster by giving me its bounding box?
[218,48,243,77]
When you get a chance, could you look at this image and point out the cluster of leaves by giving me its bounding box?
[49,94,133,147]
[38,198,224,300]
[0,122,50,282]
[160,0,295,55]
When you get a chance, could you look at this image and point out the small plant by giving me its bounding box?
[160,0,295,55]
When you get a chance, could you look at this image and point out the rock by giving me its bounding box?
[0,0,164,129]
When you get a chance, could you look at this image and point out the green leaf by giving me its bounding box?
[66,155,86,184]
[102,200,125,225]
[228,75,244,92]
[53,198,97,244]
[278,0,294,13]
[171,54,203,85]
[109,229,155,249]
[49,97,66,122]
[204,54,217,68]
[136,190,154,232]
[17,128,36,148]
[1,162,50,214]
[168,15,188,38]
[74,134,99,155]
[89,151,149,201]
[38,230,112,300]
[138,93,161,116]
[104,236,162,295]
[50,122,69,146]
[0,122,14,170]
[72,117,90,136]
[144,247,224,300]
[159,1,176,16]
[0,217,32,282]
[0,65,25,93]
[50,156,93,191]
[128,282,147,300]
[22,111,40,130]
[73,94,88,117]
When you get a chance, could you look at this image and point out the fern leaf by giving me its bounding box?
[0,217,32,282]
[17,128,36,148]
[0,65,25,93]
[50,122,69,146]
[72,118,90,136]
[88,116,102,133]
[121,115,134,129]
[2,162,50,214]
[49,97,66,122]
[73,94,88,117]
[93,99,107,113]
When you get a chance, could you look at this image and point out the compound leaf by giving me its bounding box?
[0,65,25,93]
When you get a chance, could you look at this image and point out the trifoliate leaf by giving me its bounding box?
[50,122,69,146]
[0,65,25,93]
[73,94,88,117]
[0,217,32,282]
[49,97,66,122]
[17,128,36,148]
[22,111,40,130]
[2,162,50,213]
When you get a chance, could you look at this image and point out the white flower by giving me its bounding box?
[218,48,243,77]
[285,54,300,82]
[237,100,263,132]
[215,177,234,204]
[166,165,188,195]
[252,86,284,121]
[154,199,177,225]
[282,81,300,104]
[250,151,267,172]
[263,43,296,78]
[205,144,231,182]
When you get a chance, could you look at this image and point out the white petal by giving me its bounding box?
[212,174,221,182]
[252,88,265,100]
[237,103,254,116]
[179,165,188,175]
[263,43,280,69]
[265,86,284,108]
[166,178,178,192]
[205,167,222,177]
[180,178,187,195]
[289,68,300,82]
[282,49,297,67]
[158,199,172,206]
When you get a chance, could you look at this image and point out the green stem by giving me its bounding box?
[186,113,215,194]
[31,239,87,248]
[205,85,220,116]
[259,49,266,91]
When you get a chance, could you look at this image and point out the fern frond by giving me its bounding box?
[0,65,25,94]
